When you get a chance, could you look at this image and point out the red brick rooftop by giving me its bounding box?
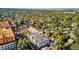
[0,21,15,45]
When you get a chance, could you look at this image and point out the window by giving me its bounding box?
[5,46,6,48]
[12,43,16,48]
[2,46,3,50]
[5,45,7,50]
[11,44,13,47]
[8,45,9,49]
[14,43,16,47]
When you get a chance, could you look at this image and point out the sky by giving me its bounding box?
[0,0,79,8]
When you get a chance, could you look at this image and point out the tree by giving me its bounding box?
[70,44,79,50]
[17,37,29,50]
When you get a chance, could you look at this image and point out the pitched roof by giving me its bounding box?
[0,21,15,45]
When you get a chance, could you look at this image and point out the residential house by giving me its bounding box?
[0,21,16,50]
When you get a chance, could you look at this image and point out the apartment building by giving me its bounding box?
[26,27,51,48]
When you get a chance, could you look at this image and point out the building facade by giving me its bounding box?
[0,42,16,50]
